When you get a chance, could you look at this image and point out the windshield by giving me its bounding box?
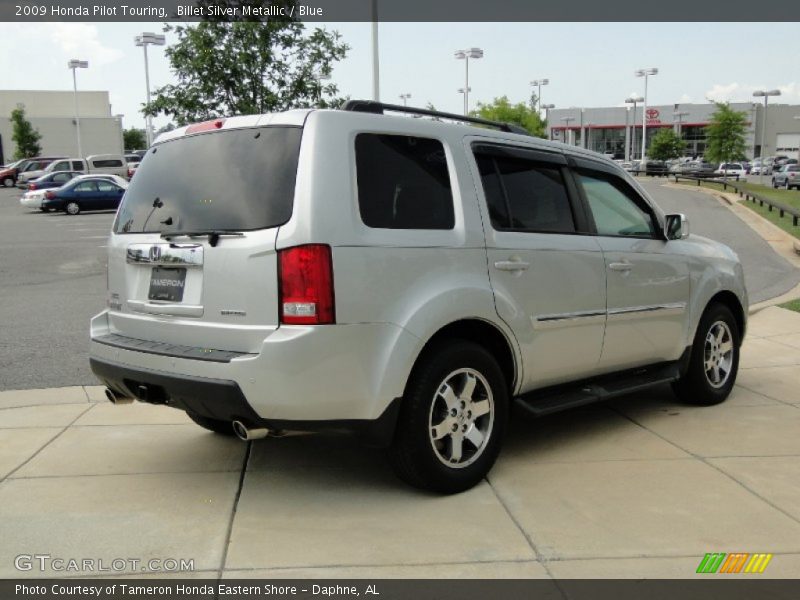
[113,126,302,234]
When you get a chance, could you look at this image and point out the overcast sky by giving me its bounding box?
[2,21,798,130]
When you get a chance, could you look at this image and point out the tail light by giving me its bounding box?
[45,191,54,200]
[29,183,37,190]
[278,244,335,325]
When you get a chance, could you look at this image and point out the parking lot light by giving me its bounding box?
[454,47,483,116]
[625,95,644,161]
[635,68,658,164]
[67,60,89,159]
[530,78,549,115]
[561,116,575,145]
[753,89,781,185]
[399,93,412,106]
[135,32,166,148]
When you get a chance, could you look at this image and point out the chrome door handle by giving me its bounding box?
[608,260,632,272]
[494,260,530,272]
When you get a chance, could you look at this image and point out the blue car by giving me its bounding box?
[26,170,82,191]
[42,177,126,215]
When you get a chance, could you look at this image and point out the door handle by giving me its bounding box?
[608,260,633,272]
[494,260,530,272]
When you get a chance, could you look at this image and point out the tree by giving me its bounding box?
[648,128,685,161]
[123,128,146,151]
[705,103,748,175]
[144,3,349,125]
[470,95,546,137]
[10,107,42,159]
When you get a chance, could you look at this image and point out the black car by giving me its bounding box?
[643,160,669,176]
[25,171,82,191]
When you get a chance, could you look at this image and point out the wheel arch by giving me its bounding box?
[705,290,747,343]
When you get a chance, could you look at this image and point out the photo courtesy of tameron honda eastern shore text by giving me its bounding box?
[89,101,748,494]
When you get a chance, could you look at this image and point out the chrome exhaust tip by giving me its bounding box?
[232,420,269,441]
[105,388,134,405]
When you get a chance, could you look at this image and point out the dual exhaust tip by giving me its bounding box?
[105,388,270,442]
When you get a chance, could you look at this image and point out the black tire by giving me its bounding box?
[186,412,235,436]
[772,179,778,188]
[65,201,80,215]
[389,340,508,494]
[1,176,13,187]
[672,303,740,406]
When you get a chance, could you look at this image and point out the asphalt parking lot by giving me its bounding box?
[1,306,799,579]
[1,179,799,391]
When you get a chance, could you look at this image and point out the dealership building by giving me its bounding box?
[547,102,800,161]
[0,90,124,165]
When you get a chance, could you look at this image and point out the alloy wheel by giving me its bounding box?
[704,320,734,389]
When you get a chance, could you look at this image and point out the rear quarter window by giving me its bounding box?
[355,133,455,230]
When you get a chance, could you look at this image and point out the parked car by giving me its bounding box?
[89,103,748,493]
[25,170,83,192]
[4,157,65,186]
[18,158,87,185]
[772,165,800,190]
[126,162,140,180]
[18,154,129,185]
[715,163,748,179]
[0,159,25,186]
[124,154,141,164]
[41,176,127,215]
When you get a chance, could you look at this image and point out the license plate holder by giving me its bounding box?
[148,267,187,302]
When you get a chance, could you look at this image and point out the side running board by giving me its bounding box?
[514,361,682,418]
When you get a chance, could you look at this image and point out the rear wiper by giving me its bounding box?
[160,230,245,247]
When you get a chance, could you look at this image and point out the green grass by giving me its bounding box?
[780,299,800,313]
[691,180,800,240]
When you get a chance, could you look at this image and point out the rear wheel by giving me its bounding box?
[186,412,234,436]
[389,341,508,494]
[672,303,740,406]
[65,201,80,215]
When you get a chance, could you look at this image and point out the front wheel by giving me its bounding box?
[389,341,508,494]
[1,176,13,187]
[672,303,740,406]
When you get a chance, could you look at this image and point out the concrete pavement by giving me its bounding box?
[1,306,799,580]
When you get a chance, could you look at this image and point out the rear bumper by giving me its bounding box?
[90,357,401,446]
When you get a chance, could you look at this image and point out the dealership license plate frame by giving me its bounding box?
[148,267,187,302]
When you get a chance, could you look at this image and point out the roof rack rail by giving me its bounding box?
[340,100,530,136]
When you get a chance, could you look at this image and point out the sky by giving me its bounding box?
[1,21,799,131]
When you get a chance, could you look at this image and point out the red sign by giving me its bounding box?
[646,108,660,119]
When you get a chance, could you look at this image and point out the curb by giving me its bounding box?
[795,240,800,256]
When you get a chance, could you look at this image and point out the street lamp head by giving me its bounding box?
[625,95,643,104]
[135,32,166,47]
[466,47,483,58]
[454,50,466,60]
[635,67,658,77]
[68,60,88,69]
[531,79,549,86]
[399,93,411,99]
[457,87,472,94]
[753,89,781,97]
[541,103,555,109]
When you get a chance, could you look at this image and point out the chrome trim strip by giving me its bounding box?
[537,309,608,322]
[127,300,204,318]
[607,302,687,316]
[126,243,204,267]
[535,302,687,329]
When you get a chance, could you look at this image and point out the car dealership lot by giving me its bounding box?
[0,306,799,579]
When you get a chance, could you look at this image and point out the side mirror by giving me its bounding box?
[665,213,690,240]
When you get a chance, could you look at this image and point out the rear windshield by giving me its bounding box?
[114,126,302,234]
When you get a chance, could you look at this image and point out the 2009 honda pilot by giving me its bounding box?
[90,101,748,493]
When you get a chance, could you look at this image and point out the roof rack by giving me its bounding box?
[341,100,531,136]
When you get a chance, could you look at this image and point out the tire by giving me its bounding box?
[1,176,13,187]
[389,340,508,494]
[65,201,80,215]
[772,179,778,188]
[186,412,235,436]
[672,303,740,406]
[40,208,51,213]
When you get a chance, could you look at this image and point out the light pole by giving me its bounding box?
[134,32,166,148]
[561,116,575,145]
[68,59,88,158]
[541,103,555,139]
[530,78,549,115]
[625,95,643,163]
[399,93,412,106]
[454,47,483,115]
[635,67,658,164]
[673,110,689,134]
[371,0,379,101]
[753,89,781,185]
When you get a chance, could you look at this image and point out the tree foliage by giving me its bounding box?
[144,3,349,125]
[705,103,748,165]
[648,128,685,161]
[123,128,147,151]
[10,107,42,159]
[470,95,546,137]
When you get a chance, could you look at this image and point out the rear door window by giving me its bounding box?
[114,126,302,234]
[74,181,98,193]
[475,152,575,233]
[355,133,454,230]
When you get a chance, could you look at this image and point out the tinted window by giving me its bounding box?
[97,181,119,192]
[52,161,70,171]
[577,171,656,238]
[72,161,85,170]
[475,154,575,233]
[53,173,71,183]
[92,159,124,168]
[355,134,454,230]
[114,126,302,234]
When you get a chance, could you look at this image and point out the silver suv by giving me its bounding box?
[90,101,748,493]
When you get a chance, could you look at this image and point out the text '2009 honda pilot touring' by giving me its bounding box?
[90,101,747,493]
